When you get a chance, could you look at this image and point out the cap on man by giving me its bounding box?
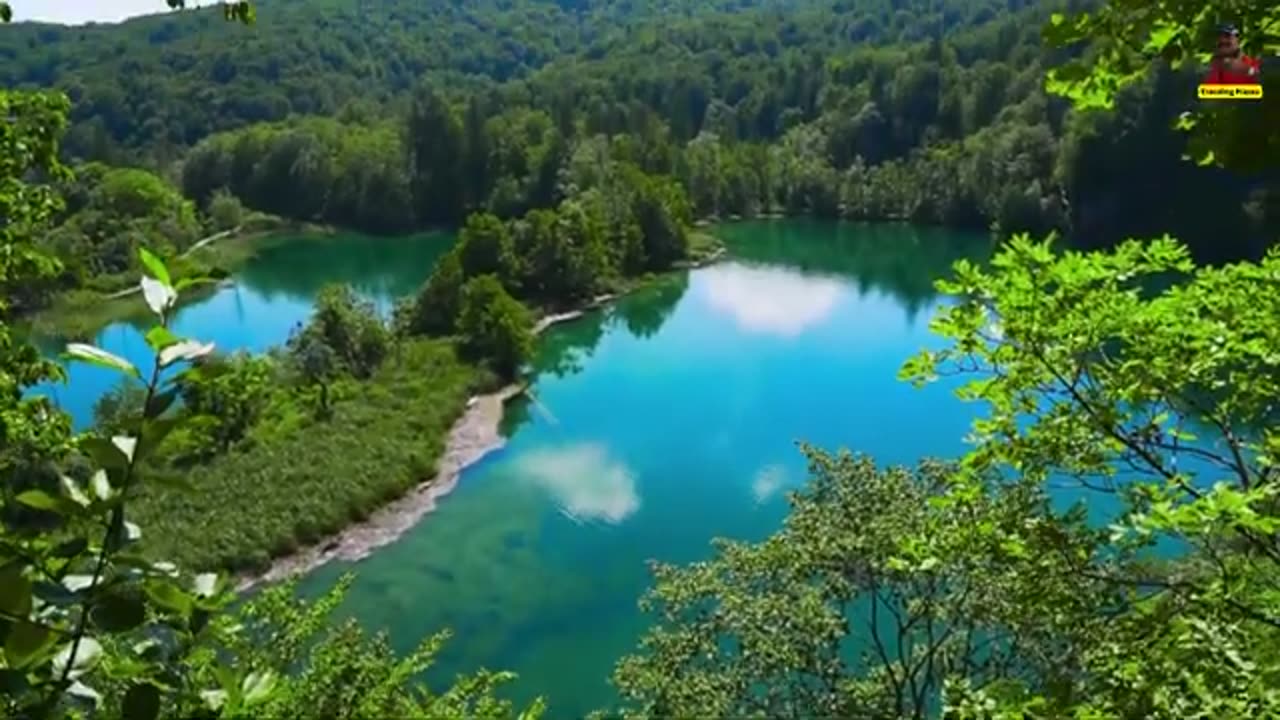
[1204,23,1262,85]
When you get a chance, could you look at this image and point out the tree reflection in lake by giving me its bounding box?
[234,231,454,305]
[718,219,994,320]
[500,272,692,436]
[614,272,690,340]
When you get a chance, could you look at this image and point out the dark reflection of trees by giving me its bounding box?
[236,231,455,303]
[613,272,689,340]
[499,272,692,438]
[498,396,532,438]
[528,307,610,381]
[717,219,996,319]
[500,307,609,435]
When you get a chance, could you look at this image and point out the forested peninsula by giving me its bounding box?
[2,0,1279,717]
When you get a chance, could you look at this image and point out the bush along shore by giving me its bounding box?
[81,178,720,581]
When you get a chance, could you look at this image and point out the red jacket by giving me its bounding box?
[1204,55,1262,84]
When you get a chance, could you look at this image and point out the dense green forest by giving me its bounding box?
[5,0,1276,307]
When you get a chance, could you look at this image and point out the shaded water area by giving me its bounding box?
[33,231,455,428]
[291,220,997,717]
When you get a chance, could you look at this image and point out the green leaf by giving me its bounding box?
[16,489,61,512]
[144,326,181,353]
[145,581,193,615]
[0,3,11,23]
[4,621,56,668]
[159,340,216,367]
[51,538,89,559]
[63,575,97,593]
[92,590,146,632]
[34,581,80,607]
[90,470,112,502]
[106,517,140,552]
[123,682,161,720]
[132,638,162,661]
[140,417,182,457]
[52,637,103,680]
[1143,21,1181,53]
[64,344,141,379]
[0,669,26,695]
[61,476,91,507]
[175,277,217,292]
[141,276,176,316]
[146,387,180,418]
[0,567,33,616]
[79,436,130,470]
[193,573,219,599]
[200,689,228,711]
[242,670,277,706]
[113,435,138,462]
[137,248,171,286]
[67,680,102,705]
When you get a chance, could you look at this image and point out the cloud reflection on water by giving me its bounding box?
[703,263,845,338]
[516,444,640,524]
[751,464,789,504]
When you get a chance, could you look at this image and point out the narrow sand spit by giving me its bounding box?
[235,293,625,591]
[236,382,525,590]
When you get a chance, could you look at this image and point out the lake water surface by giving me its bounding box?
[38,219,996,717]
[35,231,454,428]
[291,219,994,717]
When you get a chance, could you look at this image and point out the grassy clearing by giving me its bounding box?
[132,338,492,572]
[687,230,725,262]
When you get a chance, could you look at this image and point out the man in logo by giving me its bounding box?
[1203,24,1262,85]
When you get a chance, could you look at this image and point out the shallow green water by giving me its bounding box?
[292,219,996,718]
[35,231,454,428]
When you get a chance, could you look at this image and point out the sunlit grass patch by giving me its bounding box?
[133,338,493,572]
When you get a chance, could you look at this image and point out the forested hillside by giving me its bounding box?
[6,0,1273,267]
[1,0,1033,161]
[1,0,1274,312]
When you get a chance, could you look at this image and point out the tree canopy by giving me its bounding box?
[611,235,1280,719]
[6,0,1275,258]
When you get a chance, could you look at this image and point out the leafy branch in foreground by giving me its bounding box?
[610,235,1280,719]
[907,235,1280,716]
[4,247,227,718]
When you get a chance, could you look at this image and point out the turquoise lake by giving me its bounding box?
[38,219,1003,717]
[291,220,994,717]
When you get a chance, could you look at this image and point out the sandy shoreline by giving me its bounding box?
[235,248,728,591]
[235,293,624,590]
